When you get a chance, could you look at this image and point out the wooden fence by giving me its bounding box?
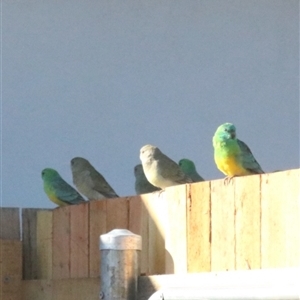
[0,168,299,300]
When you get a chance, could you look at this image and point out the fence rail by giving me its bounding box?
[139,268,300,300]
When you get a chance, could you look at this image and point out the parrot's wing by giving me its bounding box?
[159,155,193,184]
[191,171,205,182]
[89,170,119,198]
[135,177,160,194]
[237,139,264,174]
[53,180,85,204]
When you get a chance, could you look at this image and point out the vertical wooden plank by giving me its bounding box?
[0,207,20,240]
[261,169,300,268]
[211,178,235,271]
[89,200,107,278]
[187,181,211,272]
[52,206,70,279]
[70,203,89,278]
[164,184,187,274]
[129,195,149,275]
[143,192,165,275]
[128,196,143,234]
[106,198,129,231]
[36,210,53,279]
[0,240,22,300]
[22,208,38,279]
[234,175,261,270]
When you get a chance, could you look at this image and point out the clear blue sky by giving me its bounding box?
[2,1,299,208]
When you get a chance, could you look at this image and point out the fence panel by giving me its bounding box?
[0,207,20,240]
[52,206,71,279]
[235,175,261,270]
[0,239,22,300]
[187,181,211,272]
[17,169,300,285]
[211,179,235,271]
[261,169,300,268]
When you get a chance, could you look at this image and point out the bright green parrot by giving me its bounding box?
[212,123,264,181]
[41,168,85,206]
[178,158,205,182]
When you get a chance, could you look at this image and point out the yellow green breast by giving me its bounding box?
[47,194,68,206]
[44,186,68,207]
[214,139,251,176]
[214,155,250,176]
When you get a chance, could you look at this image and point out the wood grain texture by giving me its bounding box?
[164,184,187,274]
[129,195,149,275]
[89,200,107,278]
[261,169,300,268]
[143,192,166,275]
[70,203,89,278]
[234,175,261,270]
[187,181,211,272]
[0,239,22,300]
[211,178,235,271]
[17,168,300,290]
[36,210,53,279]
[0,207,20,240]
[106,198,129,231]
[22,209,38,279]
[52,206,71,279]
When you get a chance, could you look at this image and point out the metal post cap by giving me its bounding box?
[100,229,142,250]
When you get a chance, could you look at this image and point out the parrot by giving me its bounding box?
[41,168,85,206]
[212,122,264,182]
[139,144,192,189]
[178,158,205,182]
[71,157,119,200]
[134,164,161,194]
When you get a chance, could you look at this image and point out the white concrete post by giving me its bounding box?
[99,229,142,300]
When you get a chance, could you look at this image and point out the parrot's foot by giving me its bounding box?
[224,176,235,185]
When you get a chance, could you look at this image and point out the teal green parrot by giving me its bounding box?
[134,164,161,194]
[41,168,85,206]
[178,159,205,182]
[212,123,264,181]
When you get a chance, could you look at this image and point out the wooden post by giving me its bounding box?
[100,229,142,300]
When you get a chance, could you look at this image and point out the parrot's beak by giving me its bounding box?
[230,131,236,139]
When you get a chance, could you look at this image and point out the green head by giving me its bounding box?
[214,123,236,141]
[41,168,61,181]
[178,159,196,173]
